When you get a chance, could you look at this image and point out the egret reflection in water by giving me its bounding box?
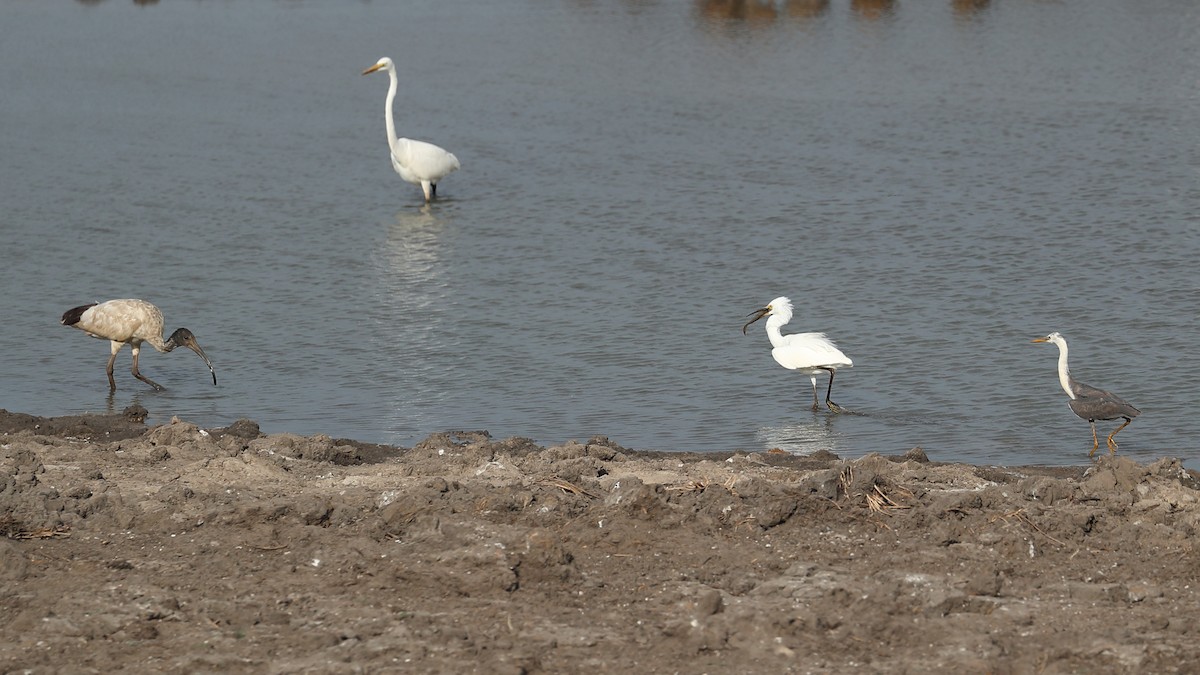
[756,415,844,455]
[379,206,446,301]
[364,206,454,438]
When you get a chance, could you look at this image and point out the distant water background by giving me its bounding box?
[2,0,1197,466]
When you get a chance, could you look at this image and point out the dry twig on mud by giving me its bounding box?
[992,508,1069,548]
[839,465,913,513]
[253,543,289,551]
[865,484,913,513]
[541,477,599,499]
[839,465,854,498]
[667,477,712,493]
[666,475,740,496]
[10,525,71,540]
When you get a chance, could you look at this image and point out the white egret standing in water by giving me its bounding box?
[362,57,460,203]
[743,297,854,413]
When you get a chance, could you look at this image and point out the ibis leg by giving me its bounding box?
[823,368,846,414]
[130,346,165,391]
[105,344,120,391]
[1088,421,1100,458]
[1106,417,1133,454]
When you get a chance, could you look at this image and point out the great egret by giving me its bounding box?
[61,299,216,391]
[362,57,460,203]
[1032,332,1139,457]
[743,296,854,412]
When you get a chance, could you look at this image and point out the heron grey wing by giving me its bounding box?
[1070,378,1116,400]
[1067,390,1140,421]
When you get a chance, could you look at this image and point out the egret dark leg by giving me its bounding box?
[130,346,165,391]
[1087,421,1100,458]
[1106,417,1133,454]
[823,368,846,414]
[432,183,437,198]
[808,376,820,412]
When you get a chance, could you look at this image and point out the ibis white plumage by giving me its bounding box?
[743,296,854,413]
[362,57,461,203]
[61,299,216,391]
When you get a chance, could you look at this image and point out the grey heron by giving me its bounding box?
[362,57,461,203]
[743,296,854,413]
[61,299,216,391]
[1032,331,1139,457]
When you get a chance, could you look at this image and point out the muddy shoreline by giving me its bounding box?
[2,407,1199,673]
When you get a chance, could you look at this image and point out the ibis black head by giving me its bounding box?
[168,328,217,386]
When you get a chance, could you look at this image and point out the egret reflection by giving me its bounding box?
[756,415,843,455]
[379,206,446,312]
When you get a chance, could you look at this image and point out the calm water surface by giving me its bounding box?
[1,0,1198,466]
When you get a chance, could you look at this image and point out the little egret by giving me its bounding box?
[1032,332,1139,457]
[61,299,216,391]
[743,296,854,413]
[362,57,460,203]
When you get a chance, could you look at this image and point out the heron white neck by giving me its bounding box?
[383,67,400,153]
[765,316,788,349]
[1053,341,1075,399]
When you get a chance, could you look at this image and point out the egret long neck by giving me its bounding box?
[765,316,787,349]
[383,68,400,153]
[1054,342,1075,399]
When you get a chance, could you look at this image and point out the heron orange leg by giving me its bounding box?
[130,345,165,391]
[1087,421,1100,459]
[1106,417,1133,454]
[823,368,846,414]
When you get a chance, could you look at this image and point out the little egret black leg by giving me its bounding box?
[808,376,820,411]
[823,368,846,414]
